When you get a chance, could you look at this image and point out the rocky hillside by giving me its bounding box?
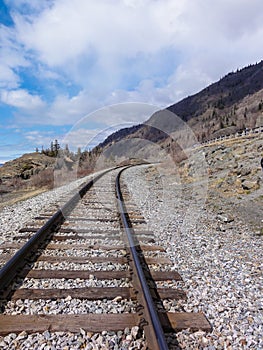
[0,153,56,197]
[172,61,263,141]
[178,132,263,233]
[0,153,55,180]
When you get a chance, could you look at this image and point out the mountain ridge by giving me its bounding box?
[93,60,263,159]
[167,61,263,120]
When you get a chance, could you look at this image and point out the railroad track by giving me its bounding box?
[0,166,211,349]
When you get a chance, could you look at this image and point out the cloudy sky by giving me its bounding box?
[1,0,263,162]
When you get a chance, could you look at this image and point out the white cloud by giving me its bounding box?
[12,1,263,96]
[0,25,29,89]
[106,80,174,109]
[8,89,161,127]
[10,0,188,97]
[173,0,263,75]
[13,0,180,66]
[61,128,103,150]
[4,0,54,14]
[0,64,19,89]
[24,129,55,146]
[1,0,263,131]
[1,89,46,110]
[88,102,160,126]
[45,90,100,125]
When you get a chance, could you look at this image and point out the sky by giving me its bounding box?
[1,0,263,163]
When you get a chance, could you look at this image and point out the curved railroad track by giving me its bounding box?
[0,165,211,349]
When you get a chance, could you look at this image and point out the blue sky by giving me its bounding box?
[1,0,263,163]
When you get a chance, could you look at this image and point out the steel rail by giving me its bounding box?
[0,168,114,298]
[115,167,169,350]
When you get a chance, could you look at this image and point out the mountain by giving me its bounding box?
[83,60,263,165]
[167,60,263,140]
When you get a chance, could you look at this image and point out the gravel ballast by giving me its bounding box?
[123,164,263,350]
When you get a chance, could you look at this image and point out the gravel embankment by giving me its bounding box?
[123,165,263,350]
